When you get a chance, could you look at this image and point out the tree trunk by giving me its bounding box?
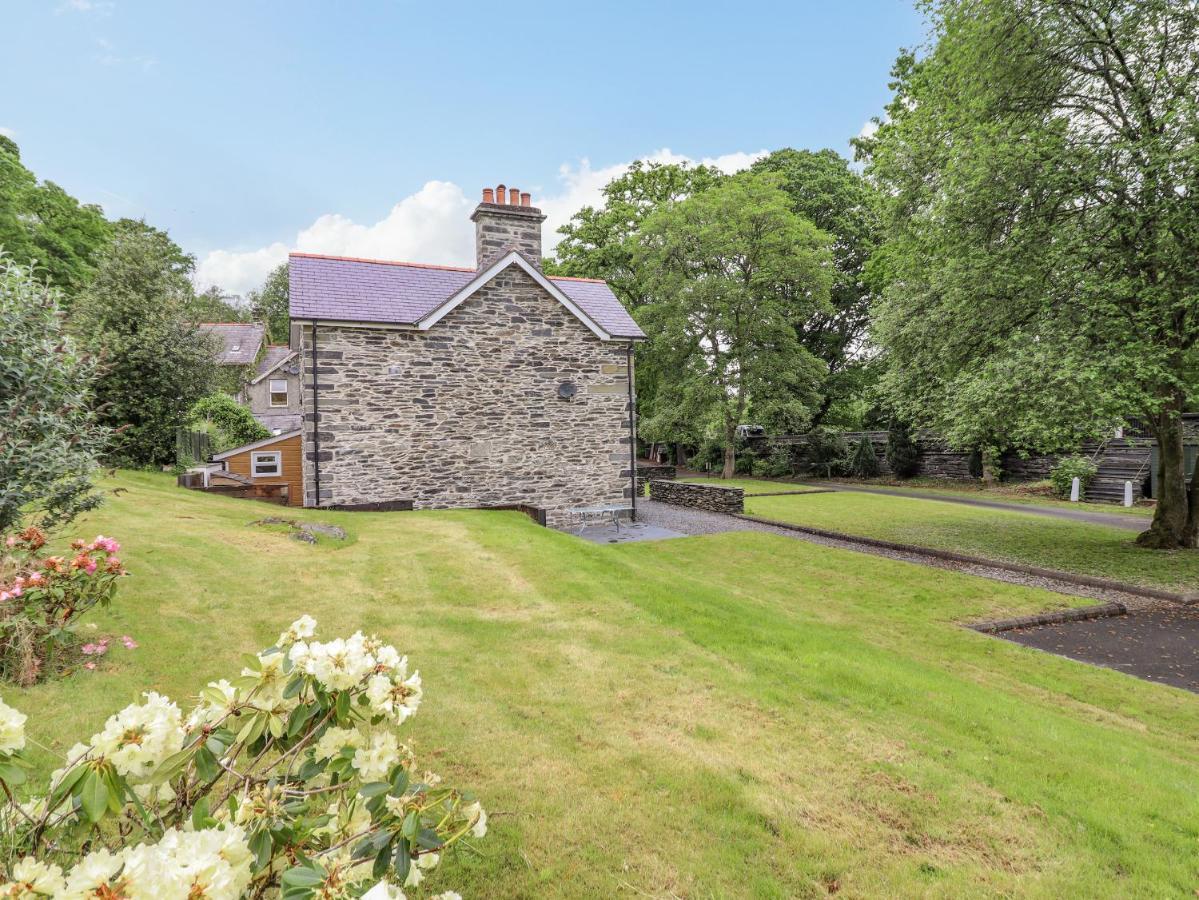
[722,427,736,479]
[1137,406,1195,549]
[675,443,687,467]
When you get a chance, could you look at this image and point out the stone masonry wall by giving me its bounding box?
[471,203,545,271]
[299,263,633,526]
[649,480,743,514]
[636,464,676,495]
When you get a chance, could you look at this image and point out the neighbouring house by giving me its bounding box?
[245,345,302,434]
[198,322,265,394]
[286,183,646,523]
[207,430,303,506]
[198,322,302,434]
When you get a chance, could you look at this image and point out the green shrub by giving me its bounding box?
[885,421,920,478]
[688,439,724,473]
[186,393,269,454]
[751,445,793,478]
[806,429,850,477]
[849,437,882,478]
[1049,455,1098,498]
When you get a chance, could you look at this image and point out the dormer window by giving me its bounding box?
[231,343,241,352]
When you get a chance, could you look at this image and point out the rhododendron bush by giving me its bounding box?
[0,527,126,686]
[0,616,484,898]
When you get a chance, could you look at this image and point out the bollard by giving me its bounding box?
[1070,476,1080,502]
[1124,480,1133,507]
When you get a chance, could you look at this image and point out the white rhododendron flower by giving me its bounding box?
[403,851,441,888]
[362,881,408,900]
[187,678,241,728]
[306,632,379,691]
[431,893,464,900]
[1,857,65,896]
[88,692,184,781]
[464,800,488,838]
[352,730,402,782]
[313,726,365,762]
[0,698,27,754]
[278,613,317,646]
[59,848,124,898]
[365,670,423,724]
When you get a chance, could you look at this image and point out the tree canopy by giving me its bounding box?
[0,137,110,296]
[71,226,218,468]
[248,262,290,345]
[864,0,1199,548]
[635,172,833,477]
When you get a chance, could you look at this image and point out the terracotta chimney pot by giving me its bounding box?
[482,187,495,203]
[495,184,506,205]
[508,186,519,205]
[520,192,531,207]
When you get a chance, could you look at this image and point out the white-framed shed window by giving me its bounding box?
[269,379,288,407]
[251,451,282,477]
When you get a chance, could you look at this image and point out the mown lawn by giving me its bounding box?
[815,479,1156,518]
[746,491,1199,592]
[4,471,1199,897]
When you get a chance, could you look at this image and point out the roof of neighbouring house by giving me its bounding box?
[253,346,297,381]
[287,252,646,340]
[198,323,266,366]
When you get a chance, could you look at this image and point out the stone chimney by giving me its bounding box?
[471,183,546,271]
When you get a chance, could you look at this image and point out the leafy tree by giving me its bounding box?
[885,420,920,478]
[71,227,217,468]
[750,149,882,426]
[0,256,109,534]
[635,172,833,478]
[188,286,249,324]
[247,262,290,345]
[186,393,269,453]
[549,161,726,459]
[849,437,882,479]
[0,137,110,296]
[864,0,1199,548]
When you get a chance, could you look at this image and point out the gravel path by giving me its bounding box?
[636,499,1165,611]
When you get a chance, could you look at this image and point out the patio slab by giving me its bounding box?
[1000,605,1199,693]
[563,520,687,544]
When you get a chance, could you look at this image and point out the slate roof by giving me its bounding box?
[288,252,645,340]
[255,345,296,381]
[198,323,265,366]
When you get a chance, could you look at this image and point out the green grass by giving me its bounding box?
[746,491,1198,591]
[4,471,1199,897]
[681,476,825,495]
[818,478,1156,518]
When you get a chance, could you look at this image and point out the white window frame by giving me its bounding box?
[251,451,282,477]
[268,378,288,407]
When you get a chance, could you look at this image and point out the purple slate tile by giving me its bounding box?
[288,253,645,340]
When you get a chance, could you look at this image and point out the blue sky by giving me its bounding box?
[2,0,924,293]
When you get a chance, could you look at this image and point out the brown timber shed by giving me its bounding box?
[210,430,303,507]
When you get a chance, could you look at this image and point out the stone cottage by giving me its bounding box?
[287,184,646,524]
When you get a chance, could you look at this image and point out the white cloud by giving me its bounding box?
[194,149,766,295]
[0,127,15,139]
[94,37,156,69]
[857,120,880,140]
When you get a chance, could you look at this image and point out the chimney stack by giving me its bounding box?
[471,183,546,271]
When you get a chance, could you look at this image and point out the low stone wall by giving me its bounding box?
[636,464,677,495]
[649,479,743,514]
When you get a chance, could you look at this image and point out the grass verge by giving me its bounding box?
[3,471,1197,897]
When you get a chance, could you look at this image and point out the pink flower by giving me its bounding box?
[4,536,15,548]
[84,662,96,670]
[121,635,138,650]
[93,536,120,554]
[81,643,98,655]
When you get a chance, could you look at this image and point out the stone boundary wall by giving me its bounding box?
[649,479,743,514]
[636,464,676,495]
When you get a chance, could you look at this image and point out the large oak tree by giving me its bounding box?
[865,0,1199,548]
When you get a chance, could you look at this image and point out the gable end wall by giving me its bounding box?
[298,264,633,524]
